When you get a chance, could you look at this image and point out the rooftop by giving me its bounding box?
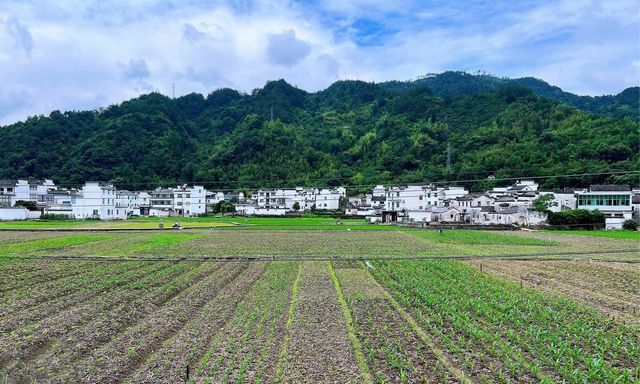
[589,185,631,192]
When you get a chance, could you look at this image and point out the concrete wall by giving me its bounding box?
[0,208,28,221]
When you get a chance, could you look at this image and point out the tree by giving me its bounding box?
[547,209,605,230]
[622,219,638,231]
[14,200,39,211]
[532,194,556,213]
[338,196,347,211]
[213,201,235,214]
[292,202,300,211]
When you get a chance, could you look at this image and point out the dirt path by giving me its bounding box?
[280,261,364,383]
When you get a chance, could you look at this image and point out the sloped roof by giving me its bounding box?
[589,184,631,192]
[431,207,460,213]
[496,206,520,214]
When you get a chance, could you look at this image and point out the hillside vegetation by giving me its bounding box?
[0,72,637,190]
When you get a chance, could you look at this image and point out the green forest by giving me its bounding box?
[0,71,638,191]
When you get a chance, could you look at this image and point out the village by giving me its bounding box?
[0,178,638,229]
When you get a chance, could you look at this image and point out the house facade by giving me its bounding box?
[576,185,633,229]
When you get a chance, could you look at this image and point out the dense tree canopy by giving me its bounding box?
[0,73,638,191]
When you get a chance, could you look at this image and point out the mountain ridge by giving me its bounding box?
[1,72,638,191]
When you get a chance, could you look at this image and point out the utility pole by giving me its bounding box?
[172,83,175,99]
[446,142,451,173]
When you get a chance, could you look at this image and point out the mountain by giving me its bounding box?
[0,74,638,191]
[381,71,639,120]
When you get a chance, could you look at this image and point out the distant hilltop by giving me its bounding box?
[0,71,638,190]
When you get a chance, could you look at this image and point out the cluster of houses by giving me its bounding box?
[0,178,638,229]
[348,180,639,229]
[0,180,346,221]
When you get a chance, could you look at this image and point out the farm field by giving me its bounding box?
[0,227,638,383]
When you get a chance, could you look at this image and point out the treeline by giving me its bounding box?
[0,73,638,191]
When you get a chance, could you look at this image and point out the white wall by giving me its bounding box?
[0,208,28,221]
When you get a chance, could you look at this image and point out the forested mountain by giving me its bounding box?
[382,71,639,120]
[0,73,638,191]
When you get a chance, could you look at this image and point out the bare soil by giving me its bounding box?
[335,264,460,383]
[280,261,364,383]
[469,259,640,323]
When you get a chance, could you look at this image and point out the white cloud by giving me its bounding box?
[0,0,637,125]
[266,29,311,67]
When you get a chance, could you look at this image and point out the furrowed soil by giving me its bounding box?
[280,261,364,383]
[334,262,462,383]
[192,262,297,384]
[468,259,640,323]
[126,262,269,383]
[1,229,638,383]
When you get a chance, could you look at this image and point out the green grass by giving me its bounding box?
[407,229,557,246]
[116,233,204,255]
[0,234,110,257]
[0,220,91,228]
[542,230,640,240]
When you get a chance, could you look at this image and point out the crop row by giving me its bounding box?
[332,263,462,383]
[370,259,640,383]
[193,261,298,383]
[63,263,250,384]
[0,260,206,381]
[126,262,269,383]
[0,261,160,333]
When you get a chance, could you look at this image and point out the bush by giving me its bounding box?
[546,209,605,230]
[14,200,40,211]
[622,219,638,231]
[40,213,74,221]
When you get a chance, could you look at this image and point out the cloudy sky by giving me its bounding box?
[0,0,638,125]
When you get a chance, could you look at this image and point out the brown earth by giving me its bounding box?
[335,264,461,383]
[280,261,364,383]
[468,259,640,323]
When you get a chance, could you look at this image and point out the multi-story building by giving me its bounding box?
[149,185,207,217]
[0,179,57,207]
[576,185,633,229]
[72,182,118,220]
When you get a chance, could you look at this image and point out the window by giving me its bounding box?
[419,196,423,200]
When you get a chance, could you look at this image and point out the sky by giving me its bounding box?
[0,0,638,125]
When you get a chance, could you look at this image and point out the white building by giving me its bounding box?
[385,184,439,213]
[206,191,226,213]
[173,185,207,216]
[148,185,207,217]
[537,190,577,212]
[72,182,119,220]
[0,179,57,207]
[576,185,633,229]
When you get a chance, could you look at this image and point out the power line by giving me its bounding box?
[52,170,640,192]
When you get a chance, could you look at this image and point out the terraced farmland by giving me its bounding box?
[0,226,638,383]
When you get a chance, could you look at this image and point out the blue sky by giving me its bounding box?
[0,0,638,125]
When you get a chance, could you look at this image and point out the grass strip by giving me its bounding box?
[327,261,374,384]
[275,262,302,383]
[360,261,474,384]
